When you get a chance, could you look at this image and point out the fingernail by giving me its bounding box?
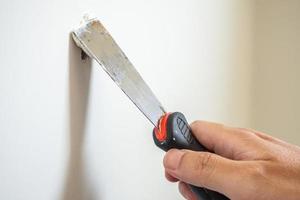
[164,149,185,170]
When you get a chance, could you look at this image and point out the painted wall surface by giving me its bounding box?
[252,0,300,145]
[4,0,292,199]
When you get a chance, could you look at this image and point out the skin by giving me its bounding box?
[163,121,300,200]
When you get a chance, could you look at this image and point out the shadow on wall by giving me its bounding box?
[61,34,97,200]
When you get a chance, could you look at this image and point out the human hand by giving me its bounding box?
[163,121,300,200]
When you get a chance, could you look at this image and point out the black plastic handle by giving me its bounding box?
[153,112,229,200]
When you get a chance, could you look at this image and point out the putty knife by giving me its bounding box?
[72,17,229,200]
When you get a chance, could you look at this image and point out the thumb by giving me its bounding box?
[163,149,242,195]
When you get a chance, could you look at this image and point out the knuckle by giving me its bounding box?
[236,127,252,133]
[233,128,258,143]
[235,128,259,139]
[236,127,254,135]
[194,153,216,183]
[246,162,269,186]
[254,163,268,178]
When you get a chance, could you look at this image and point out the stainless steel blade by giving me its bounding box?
[72,18,166,126]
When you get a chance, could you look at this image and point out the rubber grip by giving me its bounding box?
[153,112,229,200]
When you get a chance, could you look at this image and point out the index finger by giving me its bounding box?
[190,121,264,160]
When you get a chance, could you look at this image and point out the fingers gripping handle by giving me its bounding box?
[153,112,229,200]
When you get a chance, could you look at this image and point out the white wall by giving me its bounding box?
[252,0,300,145]
[1,1,254,199]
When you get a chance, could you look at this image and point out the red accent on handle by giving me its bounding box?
[154,113,170,142]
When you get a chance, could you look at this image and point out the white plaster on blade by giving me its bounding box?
[71,14,97,58]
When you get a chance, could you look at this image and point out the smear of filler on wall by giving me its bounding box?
[71,15,229,200]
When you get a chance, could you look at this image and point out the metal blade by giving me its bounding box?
[72,18,166,126]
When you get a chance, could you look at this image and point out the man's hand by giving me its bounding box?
[163,121,300,200]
